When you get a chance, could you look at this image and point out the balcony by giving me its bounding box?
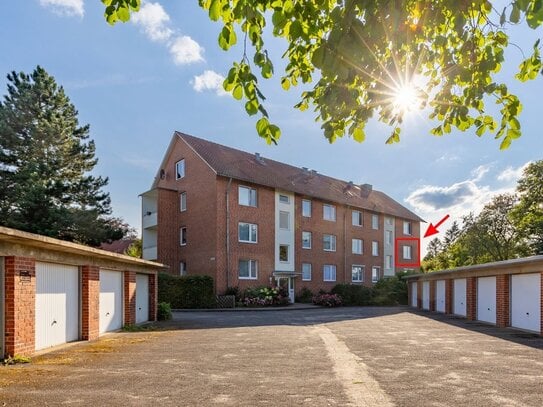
[143,245,157,261]
[142,211,158,229]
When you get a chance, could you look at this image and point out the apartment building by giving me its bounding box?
[141,132,422,302]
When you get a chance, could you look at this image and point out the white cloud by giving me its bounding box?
[497,162,531,183]
[470,164,491,182]
[131,2,173,42]
[169,36,205,65]
[39,0,84,17]
[192,70,227,96]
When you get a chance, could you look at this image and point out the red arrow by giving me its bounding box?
[423,214,450,238]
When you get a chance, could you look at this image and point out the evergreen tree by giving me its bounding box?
[0,66,130,246]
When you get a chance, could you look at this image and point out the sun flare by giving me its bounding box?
[392,83,420,115]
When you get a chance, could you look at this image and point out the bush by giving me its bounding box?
[331,284,373,306]
[296,287,314,303]
[312,293,343,307]
[242,286,290,307]
[158,273,216,309]
[157,302,172,320]
[372,274,410,305]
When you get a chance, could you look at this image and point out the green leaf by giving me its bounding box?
[209,0,221,21]
[352,127,365,143]
[500,137,512,150]
[510,5,521,23]
[245,99,259,115]
[256,117,270,137]
[232,84,243,100]
[117,6,130,22]
[281,77,291,91]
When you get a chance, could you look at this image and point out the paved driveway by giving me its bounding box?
[0,307,542,406]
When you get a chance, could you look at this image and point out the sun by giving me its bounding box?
[392,83,421,115]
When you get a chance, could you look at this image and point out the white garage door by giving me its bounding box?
[411,282,418,307]
[436,280,446,313]
[477,276,496,324]
[99,270,123,333]
[422,281,430,310]
[453,279,467,317]
[511,274,541,333]
[136,273,149,324]
[35,262,79,350]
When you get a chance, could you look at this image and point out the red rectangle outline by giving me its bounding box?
[395,237,421,267]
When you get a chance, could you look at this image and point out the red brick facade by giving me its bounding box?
[81,265,100,341]
[124,271,136,326]
[495,275,510,328]
[4,256,36,357]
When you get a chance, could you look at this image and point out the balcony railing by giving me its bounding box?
[142,211,158,229]
[142,245,157,261]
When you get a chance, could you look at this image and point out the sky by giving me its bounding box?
[1,1,542,256]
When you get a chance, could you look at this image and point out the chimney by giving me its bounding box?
[360,183,372,197]
[310,169,318,175]
[255,152,264,164]
[302,167,309,173]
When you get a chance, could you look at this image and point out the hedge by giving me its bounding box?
[158,273,216,309]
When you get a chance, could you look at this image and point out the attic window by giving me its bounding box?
[175,159,185,180]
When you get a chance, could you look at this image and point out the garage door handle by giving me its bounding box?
[52,320,57,325]
[487,308,491,311]
[138,307,142,310]
[106,312,110,316]
[526,312,530,316]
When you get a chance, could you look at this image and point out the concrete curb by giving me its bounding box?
[172,304,322,312]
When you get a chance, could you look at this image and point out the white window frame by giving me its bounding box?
[323,264,336,282]
[180,227,187,246]
[372,240,379,256]
[403,245,412,260]
[323,204,336,221]
[352,238,363,255]
[385,230,393,245]
[279,211,290,230]
[302,263,312,281]
[403,221,412,236]
[180,192,187,212]
[239,186,257,207]
[372,266,380,283]
[302,231,312,249]
[386,217,394,226]
[239,259,258,280]
[175,159,185,180]
[352,210,363,227]
[371,214,379,230]
[279,194,290,203]
[180,261,187,276]
[279,244,289,262]
[352,265,364,283]
[238,222,258,243]
[302,199,312,217]
[385,255,393,269]
[323,234,336,252]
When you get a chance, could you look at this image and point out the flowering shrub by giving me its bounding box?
[312,293,343,307]
[242,286,290,307]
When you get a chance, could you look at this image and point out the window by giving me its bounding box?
[239,222,258,243]
[323,264,336,282]
[352,238,363,254]
[371,214,379,229]
[180,227,187,246]
[352,210,363,226]
[180,192,187,212]
[302,263,312,281]
[352,265,364,282]
[386,217,394,226]
[372,266,380,283]
[180,261,187,276]
[323,234,336,251]
[323,204,336,221]
[403,221,412,235]
[302,199,312,217]
[302,231,312,249]
[372,240,379,256]
[385,255,393,269]
[175,159,185,180]
[279,245,289,262]
[385,230,393,245]
[239,186,257,207]
[279,211,290,230]
[403,245,412,260]
[279,194,290,203]
[239,259,257,279]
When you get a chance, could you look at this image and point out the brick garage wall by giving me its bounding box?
[81,265,100,341]
[466,277,477,320]
[124,271,136,325]
[429,280,436,311]
[4,256,35,357]
[445,279,453,314]
[495,274,510,328]
[149,272,157,321]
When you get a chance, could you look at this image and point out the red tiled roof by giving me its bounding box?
[177,131,423,222]
[99,239,136,254]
